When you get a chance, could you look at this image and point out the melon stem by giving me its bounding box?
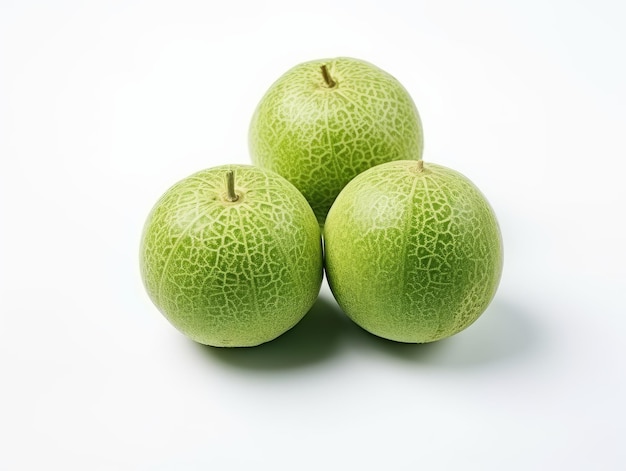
[226,170,239,202]
[320,65,336,88]
[417,160,424,172]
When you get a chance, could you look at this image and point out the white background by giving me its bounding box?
[1,1,625,469]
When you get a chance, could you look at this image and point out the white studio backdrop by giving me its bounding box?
[1,1,625,470]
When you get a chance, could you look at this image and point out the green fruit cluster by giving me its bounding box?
[140,56,503,348]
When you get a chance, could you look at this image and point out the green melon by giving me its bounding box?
[139,164,323,347]
[324,160,503,343]
[249,57,423,225]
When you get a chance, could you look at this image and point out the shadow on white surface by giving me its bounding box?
[349,298,544,368]
[195,296,347,369]
[193,296,542,370]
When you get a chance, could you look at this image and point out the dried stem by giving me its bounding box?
[226,170,239,202]
[320,64,336,88]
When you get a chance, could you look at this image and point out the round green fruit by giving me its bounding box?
[324,160,503,343]
[249,57,423,225]
[139,164,323,347]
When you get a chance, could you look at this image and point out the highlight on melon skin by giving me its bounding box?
[249,57,424,226]
[139,164,323,347]
[323,160,503,344]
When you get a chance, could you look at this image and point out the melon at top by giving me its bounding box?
[324,160,503,343]
[140,164,323,347]
[249,57,424,225]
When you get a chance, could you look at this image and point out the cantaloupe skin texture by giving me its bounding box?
[249,57,423,225]
[324,160,503,343]
[140,164,323,347]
